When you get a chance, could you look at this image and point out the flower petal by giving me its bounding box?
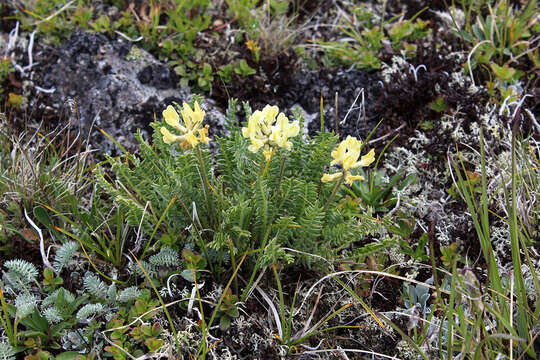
[198,125,210,145]
[344,173,364,185]
[193,101,205,125]
[286,120,300,137]
[262,147,274,160]
[163,106,184,131]
[321,172,343,182]
[354,148,375,168]
[160,127,181,144]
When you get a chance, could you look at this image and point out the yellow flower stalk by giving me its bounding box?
[242,105,300,160]
[161,102,216,229]
[322,135,375,185]
[160,101,210,149]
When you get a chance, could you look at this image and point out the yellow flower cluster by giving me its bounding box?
[160,101,210,149]
[241,105,300,160]
[321,136,375,185]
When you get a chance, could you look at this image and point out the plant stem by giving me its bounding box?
[0,288,16,346]
[228,239,239,295]
[261,150,274,179]
[241,225,272,303]
[320,93,324,132]
[322,176,345,213]
[193,265,208,359]
[271,154,286,201]
[241,155,273,302]
[178,198,217,277]
[207,251,248,329]
[259,176,268,243]
[195,146,216,229]
[272,265,286,342]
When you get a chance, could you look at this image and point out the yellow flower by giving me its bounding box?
[183,131,200,148]
[356,148,375,168]
[198,125,210,145]
[160,101,210,149]
[245,39,259,52]
[270,113,300,150]
[160,127,183,144]
[242,104,300,160]
[163,105,186,132]
[321,172,343,182]
[343,174,364,186]
[262,147,274,161]
[242,109,269,153]
[322,136,375,185]
[330,136,362,170]
[180,101,205,130]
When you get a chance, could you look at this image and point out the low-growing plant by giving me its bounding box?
[429,95,448,113]
[39,200,130,268]
[213,288,239,331]
[0,57,14,99]
[247,2,299,60]
[0,341,15,360]
[403,283,431,320]
[0,259,90,355]
[173,59,214,91]
[10,0,214,91]
[161,0,211,58]
[217,59,257,84]
[318,6,431,69]
[226,0,288,32]
[0,243,166,358]
[347,168,417,213]
[399,233,429,262]
[450,0,538,99]
[93,99,387,297]
[103,290,164,359]
[0,114,90,213]
[225,0,258,28]
[253,264,357,356]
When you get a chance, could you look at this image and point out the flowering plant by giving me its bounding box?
[160,102,210,149]
[95,99,389,293]
[322,136,375,185]
[241,105,300,160]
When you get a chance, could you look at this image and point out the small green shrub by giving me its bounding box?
[318,5,431,70]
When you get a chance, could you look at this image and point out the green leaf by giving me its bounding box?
[33,206,52,228]
[219,315,232,331]
[180,269,195,282]
[52,322,73,338]
[234,60,256,76]
[429,96,447,112]
[56,352,81,360]
[202,63,212,75]
[21,308,49,333]
[228,307,240,318]
[18,330,48,340]
[145,338,164,352]
[490,63,517,82]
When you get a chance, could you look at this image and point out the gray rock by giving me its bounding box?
[33,31,224,154]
